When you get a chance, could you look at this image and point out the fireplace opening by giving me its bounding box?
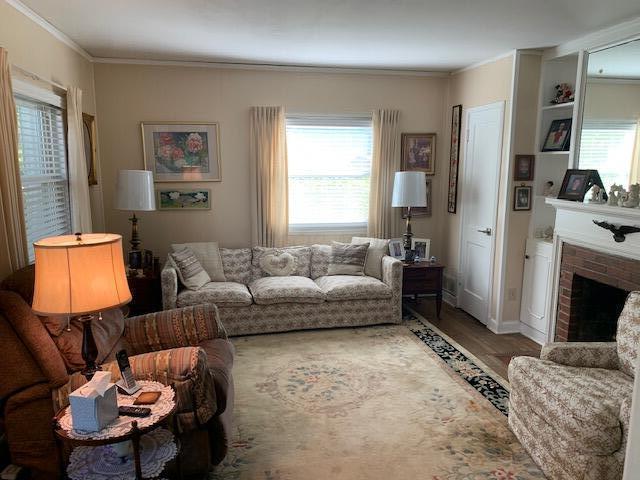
[571,275,628,342]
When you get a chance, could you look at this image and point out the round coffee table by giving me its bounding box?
[54,381,181,480]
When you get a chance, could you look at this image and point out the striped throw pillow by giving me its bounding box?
[169,247,211,290]
[327,241,369,276]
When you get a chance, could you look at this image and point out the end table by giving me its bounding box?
[127,273,162,316]
[402,261,445,318]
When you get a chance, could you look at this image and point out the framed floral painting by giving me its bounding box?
[142,122,221,182]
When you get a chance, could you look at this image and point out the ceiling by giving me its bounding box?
[18,0,640,71]
[588,39,640,79]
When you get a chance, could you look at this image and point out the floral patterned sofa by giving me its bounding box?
[161,244,403,336]
[508,291,640,480]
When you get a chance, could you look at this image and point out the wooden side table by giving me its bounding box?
[127,273,162,316]
[402,261,445,318]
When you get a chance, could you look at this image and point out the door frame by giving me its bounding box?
[456,101,505,326]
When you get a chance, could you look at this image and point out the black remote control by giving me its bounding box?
[118,406,151,417]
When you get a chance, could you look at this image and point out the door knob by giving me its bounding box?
[477,228,492,236]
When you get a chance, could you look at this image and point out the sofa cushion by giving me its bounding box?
[310,244,331,279]
[315,275,392,301]
[172,242,226,282]
[252,246,311,279]
[170,247,211,290]
[617,291,640,378]
[220,248,252,284]
[248,276,325,305]
[351,237,390,280]
[328,242,368,276]
[508,356,633,455]
[177,282,253,308]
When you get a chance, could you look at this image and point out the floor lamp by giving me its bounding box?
[391,171,427,263]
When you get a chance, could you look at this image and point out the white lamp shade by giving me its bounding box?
[391,171,427,207]
[115,170,156,211]
[32,233,132,316]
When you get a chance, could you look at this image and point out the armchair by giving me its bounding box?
[508,291,639,480]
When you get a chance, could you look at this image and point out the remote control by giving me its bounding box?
[118,406,151,417]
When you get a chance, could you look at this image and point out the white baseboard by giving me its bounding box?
[519,323,546,345]
[487,318,521,334]
[443,290,457,307]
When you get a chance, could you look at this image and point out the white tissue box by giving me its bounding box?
[69,379,118,432]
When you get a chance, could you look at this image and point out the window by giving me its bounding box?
[15,96,71,262]
[286,115,373,232]
[579,120,638,188]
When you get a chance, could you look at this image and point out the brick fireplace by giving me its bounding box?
[556,244,640,342]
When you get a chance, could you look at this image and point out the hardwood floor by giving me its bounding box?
[408,299,541,381]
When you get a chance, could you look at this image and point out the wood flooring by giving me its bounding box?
[408,299,541,381]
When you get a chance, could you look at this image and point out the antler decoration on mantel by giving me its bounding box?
[593,220,640,243]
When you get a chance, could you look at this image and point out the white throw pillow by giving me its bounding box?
[172,241,226,282]
[169,247,211,290]
[351,237,390,280]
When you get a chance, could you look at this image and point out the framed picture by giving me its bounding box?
[402,178,432,218]
[157,189,211,210]
[401,133,436,175]
[388,239,405,259]
[557,169,600,201]
[514,186,532,211]
[514,154,535,181]
[82,113,98,186]
[142,122,222,182]
[411,238,431,260]
[542,119,572,152]
[447,104,462,213]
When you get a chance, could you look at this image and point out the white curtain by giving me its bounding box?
[249,106,289,247]
[368,109,400,238]
[66,86,93,233]
[0,48,28,273]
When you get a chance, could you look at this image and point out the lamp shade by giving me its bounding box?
[391,171,427,207]
[32,233,132,316]
[115,170,156,211]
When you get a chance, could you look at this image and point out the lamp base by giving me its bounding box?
[403,207,415,263]
[79,315,102,380]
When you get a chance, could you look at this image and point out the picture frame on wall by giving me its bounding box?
[401,133,436,175]
[541,118,572,152]
[447,104,462,213]
[411,238,431,260]
[402,178,432,218]
[514,185,532,211]
[388,239,405,259]
[157,188,212,210]
[514,154,535,181]
[82,113,98,186]
[142,122,222,182]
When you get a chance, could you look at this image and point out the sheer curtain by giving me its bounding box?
[249,106,289,247]
[0,48,28,273]
[66,86,93,233]
[368,109,400,238]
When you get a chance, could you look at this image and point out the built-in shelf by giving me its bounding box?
[536,150,570,155]
[540,102,575,111]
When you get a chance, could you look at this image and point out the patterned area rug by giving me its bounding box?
[211,315,544,479]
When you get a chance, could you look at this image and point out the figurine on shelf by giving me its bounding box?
[584,185,606,204]
[621,183,640,208]
[543,181,556,197]
[544,226,554,240]
[550,83,574,104]
[608,184,623,206]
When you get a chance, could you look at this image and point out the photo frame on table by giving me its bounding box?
[557,169,605,202]
[447,104,462,213]
[401,133,436,175]
[514,154,535,181]
[157,189,211,210]
[388,239,405,259]
[514,186,532,211]
[542,118,572,152]
[142,122,222,182]
[402,178,432,218]
[411,238,431,260]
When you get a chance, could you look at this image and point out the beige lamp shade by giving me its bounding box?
[32,233,132,316]
[115,170,156,211]
[391,171,427,207]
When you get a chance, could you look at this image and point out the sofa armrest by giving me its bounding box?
[540,342,618,369]
[161,258,179,310]
[124,304,227,355]
[382,255,402,322]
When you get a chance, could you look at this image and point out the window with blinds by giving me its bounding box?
[286,115,373,232]
[579,120,638,189]
[15,96,71,262]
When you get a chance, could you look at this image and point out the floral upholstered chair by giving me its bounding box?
[508,291,639,480]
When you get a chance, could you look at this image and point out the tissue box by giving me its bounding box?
[69,382,118,432]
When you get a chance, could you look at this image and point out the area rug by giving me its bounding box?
[211,317,545,480]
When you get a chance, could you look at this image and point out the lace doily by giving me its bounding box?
[67,428,177,480]
[59,381,175,440]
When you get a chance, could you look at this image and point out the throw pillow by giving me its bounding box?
[259,251,298,276]
[310,244,331,279]
[328,241,369,276]
[252,246,311,278]
[169,247,211,290]
[171,242,226,282]
[351,237,390,280]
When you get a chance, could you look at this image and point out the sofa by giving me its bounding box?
[508,291,639,480]
[162,242,403,336]
[0,265,234,479]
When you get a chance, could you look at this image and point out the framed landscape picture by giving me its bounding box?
[401,133,436,175]
[157,189,211,210]
[142,122,221,182]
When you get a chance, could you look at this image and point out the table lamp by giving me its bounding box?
[32,233,132,379]
[391,171,427,262]
[115,170,156,263]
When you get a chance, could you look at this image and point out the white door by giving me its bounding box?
[459,102,504,324]
[520,238,553,336]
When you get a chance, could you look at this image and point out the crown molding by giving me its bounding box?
[450,50,516,75]
[5,0,93,61]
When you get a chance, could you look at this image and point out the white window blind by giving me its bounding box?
[15,95,72,262]
[579,120,637,188]
[286,115,373,232]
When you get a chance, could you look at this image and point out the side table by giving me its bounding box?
[402,261,445,318]
[127,273,162,316]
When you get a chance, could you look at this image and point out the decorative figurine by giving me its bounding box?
[550,83,574,104]
[543,181,555,197]
[608,184,622,206]
[544,226,554,239]
[584,185,606,204]
[622,183,640,208]
[617,188,629,207]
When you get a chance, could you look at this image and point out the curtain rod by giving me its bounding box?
[11,64,67,92]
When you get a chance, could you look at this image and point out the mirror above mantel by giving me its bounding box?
[578,38,640,191]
